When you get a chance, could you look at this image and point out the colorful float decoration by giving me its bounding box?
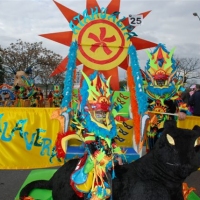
[39,0,157,199]
[40,0,158,157]
[40,0,157,90]
[5,0,199,199]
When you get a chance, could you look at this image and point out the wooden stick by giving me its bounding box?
[147,111,178,116]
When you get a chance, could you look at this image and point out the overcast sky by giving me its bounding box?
[0,0,200,79]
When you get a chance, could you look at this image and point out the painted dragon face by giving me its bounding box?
[146,44,176,88]
[143,44,184,101]
[81,71,113,128]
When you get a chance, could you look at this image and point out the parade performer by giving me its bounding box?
[52,85,62,107]
[12,85,27,106]
[142,43,190,151]
[55,71,126,200]
[12,68,38,107]
[26,86,38,107]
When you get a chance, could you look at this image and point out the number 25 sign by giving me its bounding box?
[128,15,143,26]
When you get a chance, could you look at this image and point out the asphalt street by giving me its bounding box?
[0,168,200,200]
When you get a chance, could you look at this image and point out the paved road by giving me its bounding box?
[0,168,200,200]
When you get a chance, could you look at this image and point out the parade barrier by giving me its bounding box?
[0,98,51,107]
[1,106,200,170]
[0,108,62,169]
[0,104,139,169]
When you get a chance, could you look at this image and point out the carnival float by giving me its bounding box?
[0,0,199,200]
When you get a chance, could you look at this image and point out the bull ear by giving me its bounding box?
[25,66,32,75]
[11,69,16,75]
[193,125,200,132]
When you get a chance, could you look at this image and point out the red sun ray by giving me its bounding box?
[53,0,83,25]
[139,10,152,18]
[86,0,100,15]
[130,37,157,50]
[107,0,121,15]
[43,0,157,84]
[40,31,73,46]
[81,65,119,90]
[50,56,82,77]
[50,56,68,77]
[119,56,129,70]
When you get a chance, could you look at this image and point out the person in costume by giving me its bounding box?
[48,91,53,107]
[52,85,62,107]
[26,86,38,107]
[189,84,200,117]
[12,68,38,107]
[142,44,190,151]
[13,85,28,107]
[55,71,126,200]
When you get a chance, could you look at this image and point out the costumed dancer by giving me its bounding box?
[12,67,38,107]
[21,75,38,107]
[142,44,190,151]
[26,86,38,107]
[52,85,62,107]
[48,91,53,107]
[13,85,27,107]
[55,71,126,200]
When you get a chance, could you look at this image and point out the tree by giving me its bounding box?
[1,39,64,92]
[176,57,200,86]
[0,55,5,84]
[37,49,64,97]
[119,80,127,91]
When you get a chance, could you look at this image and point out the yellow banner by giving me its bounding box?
[177,115,200,129]
[1,107,200,170]
[0,108,63,169]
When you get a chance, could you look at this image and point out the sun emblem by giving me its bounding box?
[40,0,157,90]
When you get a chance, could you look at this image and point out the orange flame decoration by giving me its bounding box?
[127,67,140,145]
[182,183,196,200]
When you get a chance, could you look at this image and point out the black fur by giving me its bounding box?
[20,120,200,200]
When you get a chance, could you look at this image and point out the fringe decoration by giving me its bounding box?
[127,67,140,145]
[128,45,148,115]
[147,84,176,100]
[61,41,78,108]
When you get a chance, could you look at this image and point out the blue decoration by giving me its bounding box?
[61,41,78,108]
[128,45,148,114]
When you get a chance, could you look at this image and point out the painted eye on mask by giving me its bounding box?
[166,134,175,145]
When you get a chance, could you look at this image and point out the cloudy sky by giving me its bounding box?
[0,0,200,78]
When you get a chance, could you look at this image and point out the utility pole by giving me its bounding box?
[193,12,200,21]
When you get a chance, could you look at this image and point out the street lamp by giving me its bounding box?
[193,12,200,21]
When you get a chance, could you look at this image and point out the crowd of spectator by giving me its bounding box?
[0,88,63,108]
